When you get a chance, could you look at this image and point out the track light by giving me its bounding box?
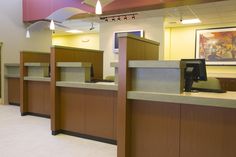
[50,20,55,30]
[26,29,30,38]
[132,14,135,19]
[95,0,102,15]
[100,13,138,22]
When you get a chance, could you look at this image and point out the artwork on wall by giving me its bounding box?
[195,27,236,65]
[113,30,144,53]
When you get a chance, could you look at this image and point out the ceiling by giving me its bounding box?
[53,0,236,35]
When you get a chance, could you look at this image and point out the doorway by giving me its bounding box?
[0,42,2,98]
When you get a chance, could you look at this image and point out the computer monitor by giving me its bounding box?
[181,59,207,92]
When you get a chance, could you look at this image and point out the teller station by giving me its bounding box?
[117,33,236,157]
[5,33,236,157]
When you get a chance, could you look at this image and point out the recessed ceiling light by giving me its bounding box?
[66,30,83,34]
[181,18,201,24]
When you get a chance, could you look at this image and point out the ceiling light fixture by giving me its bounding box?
[26,29,30,38]
[49,20,55,30]
[66,29,83,34]
[132,14,135,19]
[89,22,95,30]
[100,13,138,22]
[181,18,201,24]
[95,0,102,15]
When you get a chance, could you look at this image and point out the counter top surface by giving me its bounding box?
[5,74,20,78]
[24,76,51,82]
[5,63,20,67]
[128,91,236,109]
[128,60,185,68]
[24,63,49,67]
[57,62,91,67]
[56,81,118,91]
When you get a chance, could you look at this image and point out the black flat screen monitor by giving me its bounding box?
[181,59,207,92]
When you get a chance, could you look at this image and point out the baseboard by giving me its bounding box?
[53,129,117,145]
[21,112,50,119]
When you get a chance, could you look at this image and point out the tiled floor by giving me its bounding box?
[0,105,117,157]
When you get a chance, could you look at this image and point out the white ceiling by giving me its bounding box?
[53,0,236,35]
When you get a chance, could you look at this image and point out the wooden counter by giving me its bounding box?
[50,47,118,144]
[117,34,236,157]
[5,63,20,105]
[54,84,117,144]
[20,51,51,118]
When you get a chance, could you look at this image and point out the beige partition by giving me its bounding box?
[20,51,51,118]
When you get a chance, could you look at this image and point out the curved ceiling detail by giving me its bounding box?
[23,0,94,22]
[46,7,88,23]
[23,0,226,22]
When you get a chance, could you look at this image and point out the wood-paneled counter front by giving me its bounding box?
[127,91,236,157]
[53,82,118,144]
[5,63,20,105]
[20,51,51,118]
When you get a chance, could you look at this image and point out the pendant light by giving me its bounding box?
[26,29,30,38]
[50,20,55,30]
[95,0,102,15]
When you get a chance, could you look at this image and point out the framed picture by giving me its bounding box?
[113,30,144,53]
[195,27,236,65]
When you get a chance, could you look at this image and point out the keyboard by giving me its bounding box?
[191,87,226,93]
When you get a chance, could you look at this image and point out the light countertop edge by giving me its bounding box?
[128,60,185,68]
[5,74,20,78]
[127,91,236,109]
[57,62,91,68]
[56,81,118,91]
[24,63,49,67]
[24,76,51,82]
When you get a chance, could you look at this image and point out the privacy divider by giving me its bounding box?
[20,51,50,117]
[50,46,118,144]
[117,33,160,157]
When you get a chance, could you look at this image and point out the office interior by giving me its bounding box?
[1,0,236,157]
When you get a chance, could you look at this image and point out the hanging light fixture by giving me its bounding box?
[26,29,30,38]
[50,20,55,30]
[95,0,102,15]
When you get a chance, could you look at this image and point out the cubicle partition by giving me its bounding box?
[20,51,51,117]
[117,33,160,157]
[50,46,117,144]
[117,33,236,157]
[5,63,20,105]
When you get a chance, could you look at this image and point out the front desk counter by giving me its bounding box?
[126,90,236,157]
[54,81,118,144]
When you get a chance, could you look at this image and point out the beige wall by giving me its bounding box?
[0,0,51,103]
[100,17,164,78]
[165,22,236,75]
[52,33,99,50]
